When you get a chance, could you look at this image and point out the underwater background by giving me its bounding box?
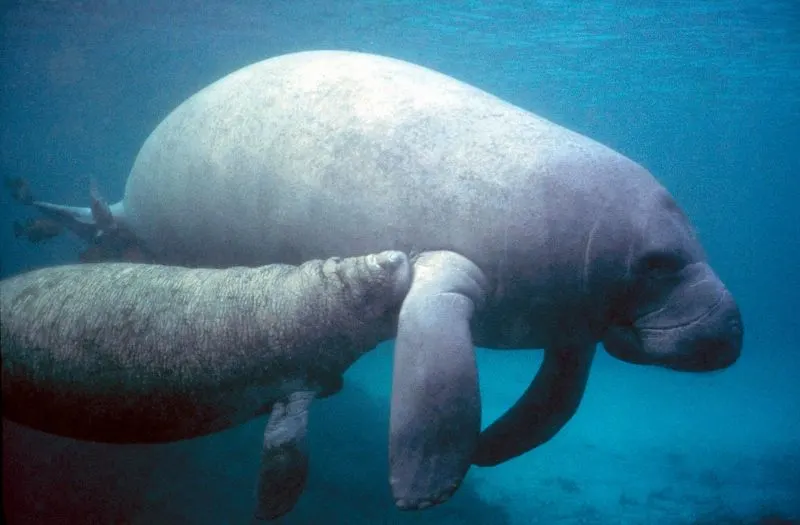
[1,1,798,523]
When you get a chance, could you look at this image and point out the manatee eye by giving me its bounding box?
[638,251,685,279]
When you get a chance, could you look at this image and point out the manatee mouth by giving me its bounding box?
[604,290,743,372]
[635,292,725,331]
[663,334,741,372]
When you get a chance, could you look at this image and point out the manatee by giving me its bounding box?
[27,50,744,510]
[0,250,411,520]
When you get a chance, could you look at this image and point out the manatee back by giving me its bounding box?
[122,50,654,271]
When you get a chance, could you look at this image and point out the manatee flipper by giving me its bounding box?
[473,344,596,466]
[390,251,488,510]
[255,390,316,521]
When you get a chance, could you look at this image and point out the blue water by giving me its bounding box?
[1,1,798,523]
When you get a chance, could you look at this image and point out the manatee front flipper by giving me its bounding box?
[473,344,596,467]
[390,251,489,510]
[255,390,316,521]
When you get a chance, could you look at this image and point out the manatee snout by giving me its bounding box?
[604,263,743,373]
[642,289,743,372]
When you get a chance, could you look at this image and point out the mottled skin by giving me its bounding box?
[1,250,411,519]
[30,51,743,511]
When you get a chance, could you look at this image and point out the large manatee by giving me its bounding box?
[0,251,411,519]
[29,50,743,510]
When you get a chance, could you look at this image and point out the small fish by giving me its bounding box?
[89,178,116,236]
[13,218,64,243]
[4,176,33,205]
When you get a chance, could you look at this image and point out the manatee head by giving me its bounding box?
[602,190,743,372]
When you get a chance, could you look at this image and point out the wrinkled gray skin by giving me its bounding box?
[32,50,744,511]
[1,251,411,520]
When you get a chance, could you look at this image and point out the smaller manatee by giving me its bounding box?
[0,250,411,520]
